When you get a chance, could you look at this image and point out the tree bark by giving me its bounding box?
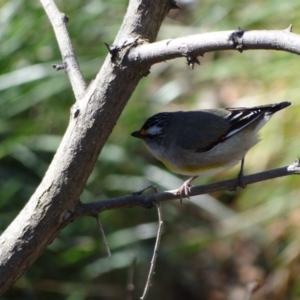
[0,0,172,294]
[1,0,300,295]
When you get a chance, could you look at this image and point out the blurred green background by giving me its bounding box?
[1,0,300,299]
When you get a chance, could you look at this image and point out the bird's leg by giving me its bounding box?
[176,176,198,203]
[236,157,247,189]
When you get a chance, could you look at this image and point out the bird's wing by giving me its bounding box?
[223,107,265,138]
[195,107,265,152]
[174,102,290,153]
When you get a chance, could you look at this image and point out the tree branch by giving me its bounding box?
[95,215,111,257]
[0,0,173,294]
[141,201,163,300]
[128,29,300,66]
[1,0,300,295]
[74,160,300,218]
[40,0,87,101]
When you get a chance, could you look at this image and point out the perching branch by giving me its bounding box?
[1,0,300,295]
[0,0,172,294]
[74,160,300,218]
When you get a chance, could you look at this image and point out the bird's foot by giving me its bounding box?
[233,169,247,191]
[176,176,197,204]
[230,157,247,191]
[237,171,247,188]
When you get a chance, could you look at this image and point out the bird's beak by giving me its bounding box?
[131,131,143,139]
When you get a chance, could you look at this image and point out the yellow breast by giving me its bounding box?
[160,158,232,176]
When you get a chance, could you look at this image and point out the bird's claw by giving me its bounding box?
[230,170,247,191]
[176,176,197,204]
[176,183,191,204]
[236,168,247,189]
[231,157,247,191]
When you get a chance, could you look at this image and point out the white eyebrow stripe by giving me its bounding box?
[147,125,163,136]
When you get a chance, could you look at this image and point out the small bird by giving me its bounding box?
[131,102,291,200]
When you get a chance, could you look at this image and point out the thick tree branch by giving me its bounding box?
[128,29,300,66]
[74,161,300,218]
[40,0,87,101]
[1,0,300,295]
[0,0,172,294]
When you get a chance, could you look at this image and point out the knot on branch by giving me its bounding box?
[105,38,147,64]
[186,55,201,69]
[52,63,66,71]
[132,185,158,209]
[104,43,120,62]
[179,42,202,69]
[229,27,245,53]
[61,13,69,24]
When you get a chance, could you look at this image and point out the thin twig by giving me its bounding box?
[140,202,164,300]
[132,185,158,195]
[95,215,111,257]
[74,161,300,218]
[40,0,86,100]
[126,255,137,300]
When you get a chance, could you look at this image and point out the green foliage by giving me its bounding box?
[1,0,300,299]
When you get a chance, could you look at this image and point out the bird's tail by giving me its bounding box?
[227,101,291,115]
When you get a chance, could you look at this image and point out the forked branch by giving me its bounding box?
[1,0,300,295]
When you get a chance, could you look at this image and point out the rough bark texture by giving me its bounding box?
[0,0,171,294]
[2,0,300,295]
